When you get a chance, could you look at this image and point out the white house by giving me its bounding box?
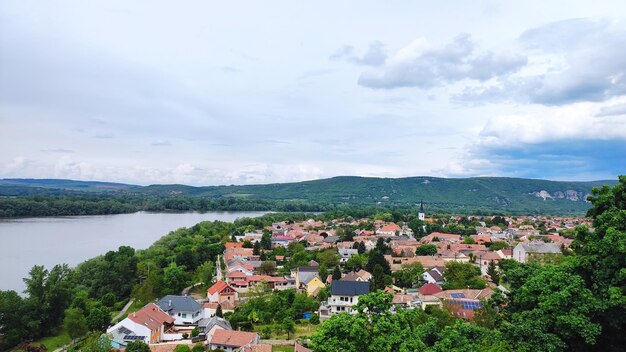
[157,295,204,325]
[208,330,259,352]
[338,248,359,263]
[513,242,561,263]
[318,280,370,319]
[106,303,174,347]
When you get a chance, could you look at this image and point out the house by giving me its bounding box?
[203,301,236,317]
[435,288,494,320]
[422,267,445,285]
[208,329,259,352]
[496,248,513,259]
[300,274,325,296]
[418,283,443,295]
[107,303,174,347]
[207,280,239,304]
[318,280,370,319]
[341,269,371,282]
[196,316,232,343]
[420,232,462,244]
[513,242,562,263]
[376,222,402,236]
[156,295,204,325]
[338,248,359,263]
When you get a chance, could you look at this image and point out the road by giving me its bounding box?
[112,298,135,321]
[216,254,224,281]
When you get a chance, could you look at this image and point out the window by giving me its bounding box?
[182,313,187,318]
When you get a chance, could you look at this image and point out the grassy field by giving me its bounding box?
[255,322,318,340]
[272,346,294,352]
[34,329,71,351]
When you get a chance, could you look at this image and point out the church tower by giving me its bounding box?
[418,200,425,221]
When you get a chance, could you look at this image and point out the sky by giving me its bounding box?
[1,1,625,186]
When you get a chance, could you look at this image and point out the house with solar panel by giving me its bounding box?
[434,288,494,320]
[157,295,204,325]
[106,303,175,347]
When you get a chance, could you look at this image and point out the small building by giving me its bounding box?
[207,280,239,304]
[338,248,359,263]
[513,242,562,263]
[207,329,259,352]
[156,295,204,325]
[107,303,174,347]
[318,280,370,319]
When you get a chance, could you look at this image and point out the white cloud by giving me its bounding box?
[358,34,527,89]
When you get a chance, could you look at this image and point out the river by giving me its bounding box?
[0,211,267,293]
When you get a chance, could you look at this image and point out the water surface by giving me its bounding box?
[0,211,267,292]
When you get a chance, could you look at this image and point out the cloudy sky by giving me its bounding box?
[1,1,625,185]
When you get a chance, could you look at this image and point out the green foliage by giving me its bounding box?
[86,304,111,332]
[63,307,88,340]
[487,261,500,284]
[216,304,223,318]
[488,241,509,251]
[173,345,192,352]
[191,327,200,338]
[392,262,425,288]
[442,262,486,290]
[228,289,318,330]
[125,340,151,352]
[162,263,189,295]
[415,244,438,256]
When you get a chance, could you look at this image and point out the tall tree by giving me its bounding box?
[64,307,88,341]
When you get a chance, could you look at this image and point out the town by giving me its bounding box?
[105,203,587,352]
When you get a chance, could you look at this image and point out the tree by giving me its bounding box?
[392,262,424,288]
[260,231,272,250]
[86,304,111,332]
[442,261,486,290]
[163,262,188,295]
[194,261,214,287]
[0,290,37,350]
[463,236,476,244]
[357,241,366,254]
[125,340,151,352]
[64,307,88,341]
[191,326,200,338]
[332,266,342,281]
[282,317,296,339]
[173,345,192,352]
[345,254,366,272]
[370,264,390,292]
[489,241,509,251]
[487,261,500,284]
[258,261,277,275]
[215,304,223,317]
[415,244,438,256]
[260,325,273,339]
[253,241,261,255]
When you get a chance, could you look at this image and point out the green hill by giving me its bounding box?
[0,176,618,215]
[135,176,615,214]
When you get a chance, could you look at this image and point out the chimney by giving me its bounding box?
[169,299,172,307]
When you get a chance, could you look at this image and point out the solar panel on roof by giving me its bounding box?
[450,293,465,298]
[118,326,132,335]
[123,335,146,341]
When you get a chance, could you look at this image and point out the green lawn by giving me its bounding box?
[273,346,294,352]
[35,329,71,351]
[255,323,318,340]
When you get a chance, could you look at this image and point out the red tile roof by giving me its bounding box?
[419,283,443,295]
[209,329,258,348]
[128,303,174,331]
[207,280,234,295]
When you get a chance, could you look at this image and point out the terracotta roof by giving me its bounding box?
[241,344,272,352]
[295,342,313,352]
[207,280,233,295]
[128,303,174,331]
[227,271,247,278]
[209,329,258,348]
[419,283,443,295]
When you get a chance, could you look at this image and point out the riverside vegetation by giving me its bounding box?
[0,176,623,351]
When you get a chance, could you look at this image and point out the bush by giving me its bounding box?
[309,314,320,324]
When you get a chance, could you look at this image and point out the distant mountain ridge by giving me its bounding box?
[0,176,618,214]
